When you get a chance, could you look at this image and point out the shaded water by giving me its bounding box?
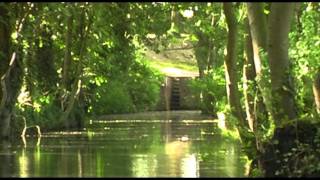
[0,111,249,177]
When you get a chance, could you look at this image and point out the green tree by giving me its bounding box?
[267,3,297,124]
[223,2,246,127]
[246,2,270,127]
[0,3,30,139]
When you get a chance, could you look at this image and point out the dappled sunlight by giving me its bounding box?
[160,67,199,77]
[217,112,226,130]
[182,9,194,19]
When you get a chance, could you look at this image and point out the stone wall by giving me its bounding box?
[156,76,201,111]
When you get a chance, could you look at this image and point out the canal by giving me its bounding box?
[0,111,249,177]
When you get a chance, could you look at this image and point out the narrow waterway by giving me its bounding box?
[0,111,249,177]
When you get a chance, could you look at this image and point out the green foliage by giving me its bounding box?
[126,61,164,112]
[189,68,227,114]
[289,2,320,116]
[260,118,320,177]
[92,80,134,115]
[274,127,320,177]
[12,2,171,128]
[15,92,64,131]
[250,167,264,177]
[220,127,241,141]
[89,59,164,115]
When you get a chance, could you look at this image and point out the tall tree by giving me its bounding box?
[0,4,11,77]
[223,2,245,126]
[267,3,297,125]
[59,5,91,129]
[194,31,216,115]
[194,31,209,79]
[34,23,58,93]
[0,3,30,139]
[112,3,134,74]
[62,5,73,91]
[243,18,256,132]
[246,3,271,122]
[0,3,12,139]
[256,3,299,177]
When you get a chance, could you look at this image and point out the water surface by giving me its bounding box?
[0,111,249,177]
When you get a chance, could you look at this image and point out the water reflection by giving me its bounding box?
[77,150,82,177]
[181,154,198,177]
[132,154,157,177]
[0,112,248,177]
[18,148,28,177]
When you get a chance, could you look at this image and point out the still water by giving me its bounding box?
[0,111,249,177]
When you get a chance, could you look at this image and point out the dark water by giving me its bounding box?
[0,112,249,177]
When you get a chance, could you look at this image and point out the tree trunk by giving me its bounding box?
[268,3,297,125]
[313,69,320,114]
[0,3,11,97]
[0,51,23,139]
[170,5,176,31]
[0,4,24,140]
[60,7,91,129]
[223,3,245,126]
[0,4,32,139]
[247,3,267,51]
[60,78,82,128]
[243,18,269,176]
[113,3,133,74]
[243,18,256,132]
[246,3,271,153]
[62,8,73,91]
[246,3,272,119]
[194,31,207,79]
[35,25,58,92]
[194,31,216,115]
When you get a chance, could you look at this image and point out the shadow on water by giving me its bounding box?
[0,111,249,177]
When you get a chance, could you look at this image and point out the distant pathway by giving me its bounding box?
[160,67,199,77]
[144,48,199,77]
